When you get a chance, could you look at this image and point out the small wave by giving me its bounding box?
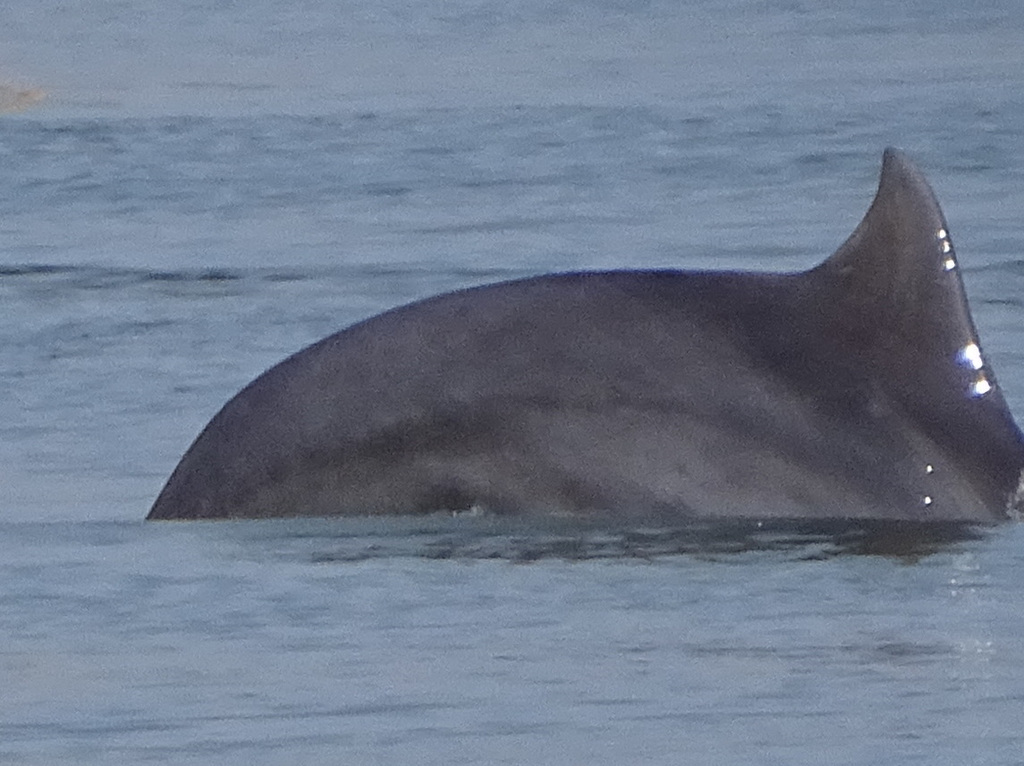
[174,81,274,92]
[0,262,529,292]
[410,214,631,236]
[0,263,248,287]
[971,258,1024,276]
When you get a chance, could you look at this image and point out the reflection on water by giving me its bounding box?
[193,513,994,564]
[2,518,1022,766]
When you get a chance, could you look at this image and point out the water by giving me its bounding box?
[3,0,1024,763]
[3,519,1024,764]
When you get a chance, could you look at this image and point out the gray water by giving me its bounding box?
[3,0,1024,763]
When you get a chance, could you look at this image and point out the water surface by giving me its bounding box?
[3,0,1024,763]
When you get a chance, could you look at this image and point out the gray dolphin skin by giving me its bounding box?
[148,149,1024,523]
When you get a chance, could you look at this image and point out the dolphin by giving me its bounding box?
[147,149,1024,523]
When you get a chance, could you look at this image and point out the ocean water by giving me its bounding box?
[3,0,1024,763]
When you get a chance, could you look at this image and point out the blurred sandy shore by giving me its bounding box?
[0,84,46,113]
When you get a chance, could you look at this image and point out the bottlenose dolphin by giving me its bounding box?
[148,149,1024,523]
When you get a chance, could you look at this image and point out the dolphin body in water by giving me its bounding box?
[148,149,1024,523]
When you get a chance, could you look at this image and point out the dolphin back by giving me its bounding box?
[147,150,1024,522]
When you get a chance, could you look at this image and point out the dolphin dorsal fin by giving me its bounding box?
[806,148,1024,512]
[812,148,987,395]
